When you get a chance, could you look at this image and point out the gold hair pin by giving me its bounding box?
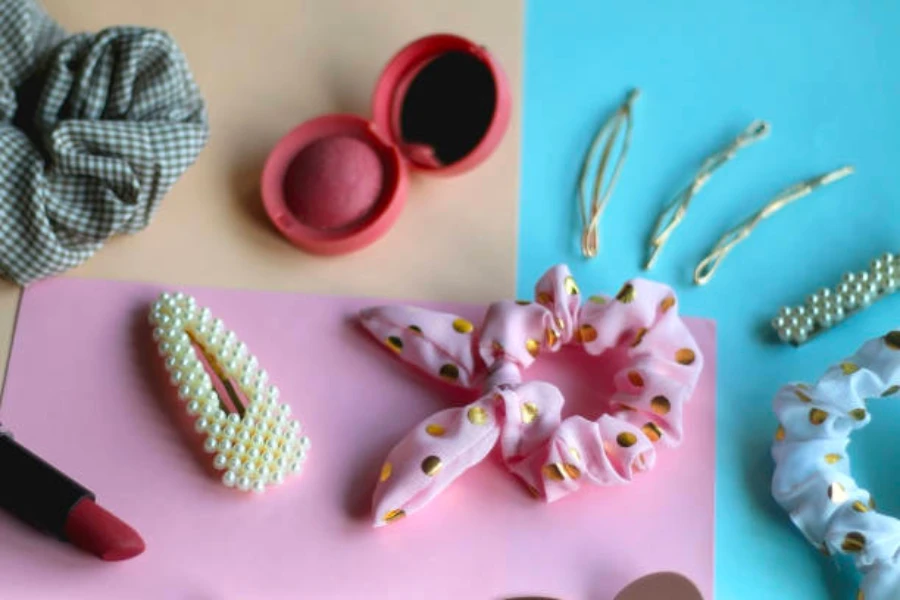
[694,165,854,285]
[772,251,898,346]
[578,88,640,258]
[644,120,771,270]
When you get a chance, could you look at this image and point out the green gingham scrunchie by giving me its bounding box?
[0,0,209,285]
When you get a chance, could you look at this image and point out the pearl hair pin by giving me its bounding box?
[148,292,309,493]
[772,251,899,346]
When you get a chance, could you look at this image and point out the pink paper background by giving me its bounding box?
[0,278,716,599]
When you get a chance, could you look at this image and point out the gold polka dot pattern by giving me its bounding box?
[617,432,637,448]
[425,424,446,437]
[386,336,403,353]
[616,282,636,303]
[421,456,442,477]
[452,318,474,334]
[439,364,460,381]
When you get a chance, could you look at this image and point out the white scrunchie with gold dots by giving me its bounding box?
[772,331,900,600]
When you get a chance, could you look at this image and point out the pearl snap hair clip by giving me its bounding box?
[694,165,853,285]
[773,331,900,600]
[578,88,640,259]
[645,119,770,270]
[149,292,310,493]
[772,251,899,346]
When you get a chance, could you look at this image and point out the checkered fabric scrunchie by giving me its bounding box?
[0,0,209,284]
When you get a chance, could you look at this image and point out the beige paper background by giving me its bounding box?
[0,0,522,387]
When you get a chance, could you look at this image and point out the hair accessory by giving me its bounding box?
[694,165,853,285]
[149,292,310,493]
[0,1,208,285]
[772,331,900,600]
[644,120,770,270]
[578,89,640,258]
[772,251,898,346]
[359,264,703,527]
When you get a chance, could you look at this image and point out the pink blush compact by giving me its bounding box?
[261,33,512,255]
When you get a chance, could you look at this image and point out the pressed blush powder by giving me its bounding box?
[283,136,384,230]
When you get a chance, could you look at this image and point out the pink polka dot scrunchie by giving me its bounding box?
[359,264,704,527]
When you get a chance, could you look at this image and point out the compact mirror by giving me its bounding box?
[399,50,497,167]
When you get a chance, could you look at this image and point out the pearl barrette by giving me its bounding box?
[149,292,309,493]
[772,251,899,346]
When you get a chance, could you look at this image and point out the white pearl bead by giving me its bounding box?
[209,423,223,437]
[843,272,856,284]
[203,437,219,453]
[213,454,228,470]
[187,400,201,415]
[222,470,237,487]
[249,448,261,460]
[218,439,233,453]
[300,436,311,450]
[267,385,280,400]
[290,462,302,473]
[229,457,242,470]
[178,384,191,400]
[253,481,265,494]
[195,418,209,433]
[238,477,251,491]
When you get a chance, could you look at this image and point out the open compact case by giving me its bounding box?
[261,33,512,255]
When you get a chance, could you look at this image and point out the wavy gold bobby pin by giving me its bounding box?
[644,120,771,270]
[579,88,640,258]
[694,165,854,285]
[772,251,899,346]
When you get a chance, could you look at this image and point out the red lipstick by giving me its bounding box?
[0,429,145,561]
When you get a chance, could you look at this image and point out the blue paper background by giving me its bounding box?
[520,2,900,597]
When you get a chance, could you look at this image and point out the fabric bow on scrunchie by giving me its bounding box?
[360,264,704,526]
[0,0,208,284]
